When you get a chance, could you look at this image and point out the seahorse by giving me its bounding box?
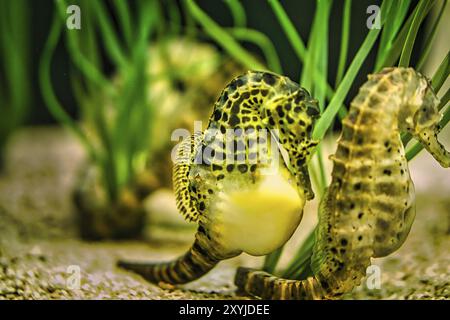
[234,67,450,299]
[117,71,320,284]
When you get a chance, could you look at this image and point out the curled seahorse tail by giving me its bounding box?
[235,267,330,300]
[118,238,219,285]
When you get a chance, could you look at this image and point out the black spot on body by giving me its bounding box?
[231,101,240,114]
[237,164,248,173]
[306,106,319,117]
[235,78,244,87]
[376,219,390,230]
[242,116,251,123]
[229,82,237,92]
[276,106,285,117]
[229,114,240,126]
[262,73,276,85]
[221,112,228,122]
[213,110,222,121]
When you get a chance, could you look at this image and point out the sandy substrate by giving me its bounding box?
[0,126,449,300]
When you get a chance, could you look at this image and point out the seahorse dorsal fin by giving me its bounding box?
[173,132,203,223]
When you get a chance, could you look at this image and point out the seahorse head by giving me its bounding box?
[396,68,449,168]
[263,88,320,199]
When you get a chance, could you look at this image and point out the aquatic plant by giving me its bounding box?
[39,0,160,238]
[185,0,449,279]
[39,0,245,239]
[0,0,30,170]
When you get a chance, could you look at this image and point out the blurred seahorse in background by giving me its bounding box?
[235,67,450,299]
[118,71,321,284]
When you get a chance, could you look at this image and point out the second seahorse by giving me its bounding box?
[235,67,450,299]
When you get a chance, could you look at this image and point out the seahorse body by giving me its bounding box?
[235,67,450,299]
[117,71,320,284]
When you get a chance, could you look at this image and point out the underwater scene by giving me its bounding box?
[0,0,449,302]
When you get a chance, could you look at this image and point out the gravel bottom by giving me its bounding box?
[0,127,448,300]
[0,240,250,300]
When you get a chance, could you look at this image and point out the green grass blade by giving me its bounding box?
[375,0,411,70]
[416,0,447,71]
[113,0,133,47]
[39,9,95,161]
[168,0,181,35]
[56,0,113,93]
[268,0,306,61]
[282,229,315,279]
[91,0,127,67]
[438,88,450,111]
[267,0,347,117]
[0,0,30,128]
[186,0,265,70]
[377,1,434,70]
[228,27,282,73]
[431,51,450,92]
[312,0,388,141]
[225,0,246,28]
[182,0,197,38]
[263,246,284,274]
[399,0,434,67]
[335,0,351,87]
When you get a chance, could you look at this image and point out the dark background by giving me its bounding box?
[25,0,423,125]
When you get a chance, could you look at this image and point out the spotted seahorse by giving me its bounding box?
[117,71,320,284]
[234,67,450,299]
